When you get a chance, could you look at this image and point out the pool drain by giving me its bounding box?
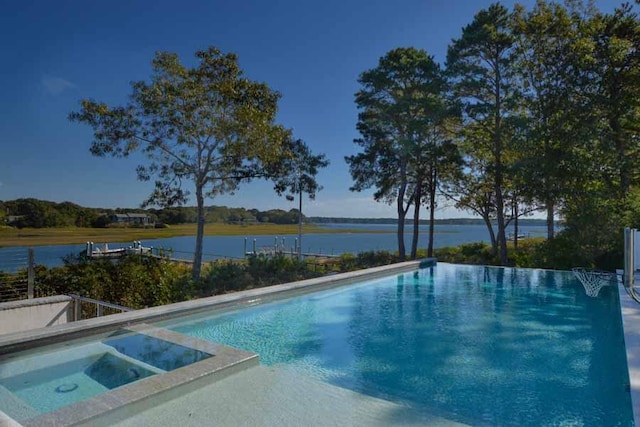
[128,368,140,378]
[55,383,78,393]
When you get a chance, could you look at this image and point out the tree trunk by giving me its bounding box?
[495,185,508,264]
[427,168,437,258]
[513,198,519,250]
[494,62,508,265]
[546,200,554,240]
[410,183,422,260]
[483,215,497,251]
[397,182,407,261]
[298,187,303,261]
[192,186,205,283]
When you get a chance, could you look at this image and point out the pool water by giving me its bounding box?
[165,263,633,426]
[0,352,155,414]
[103,333,212,371]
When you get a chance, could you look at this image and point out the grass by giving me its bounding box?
[0,223,387,247]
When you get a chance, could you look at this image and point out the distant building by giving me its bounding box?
[108,213,153,227]
[6,215,24,225]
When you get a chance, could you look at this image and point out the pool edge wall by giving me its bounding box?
[618,283,640,426]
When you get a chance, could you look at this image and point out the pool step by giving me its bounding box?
[104,364,470,427]
[0,384,38,422]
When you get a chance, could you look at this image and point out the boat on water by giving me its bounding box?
[507,232,529,241]
[86,241,152,259]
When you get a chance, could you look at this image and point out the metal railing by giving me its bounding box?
[0,248,35,302]
[67,294,133,321]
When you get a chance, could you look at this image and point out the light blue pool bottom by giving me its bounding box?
[1,352,156,414]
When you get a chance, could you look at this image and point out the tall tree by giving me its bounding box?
[442,151,499,249]
[591,3,640,198]
[347,47,452,260]
[422,135,463,257]
[557,3,640,264]
[70,47,289,281]
[512,0,592,240]
[272,137,329,259]
[447,3,520,264]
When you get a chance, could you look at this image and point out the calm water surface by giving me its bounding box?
[0,223,548,270]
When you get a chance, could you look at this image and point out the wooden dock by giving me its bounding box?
[245,250,340,259]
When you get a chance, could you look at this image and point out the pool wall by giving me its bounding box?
[618,283,640,425]
[0,295,73,335]
[0,258,435,355]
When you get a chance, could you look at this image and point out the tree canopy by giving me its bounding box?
[70,47,292,281]
[347,47,460,260]
[348,1,640,269]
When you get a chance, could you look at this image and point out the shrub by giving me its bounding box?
[434,242,498,265]
[338,250,399,272]
[199,255,321,296]
[200,260,251,296]
[34,254,193,309]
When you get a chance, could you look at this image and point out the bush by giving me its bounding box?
[338,250,399,272]
[199,255,321,296]
[30,250,423,310]
[200,260,251,296]
[35,254,193,309]
[434,242,498,265]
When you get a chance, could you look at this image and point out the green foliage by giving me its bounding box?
[433,243,499,266]
[0,197,320,228]
[3,198,100,228]
[348,47,459,260]
[91,215,111,228]
[19,250,422,309]
[511,1,589,238]
[199,255,320,296]
[35,254,194,309]
[271,137,330,201]
[446,3,520,264]
[337,251,399,272]
[435,234,621,272]
[199,260,250,295]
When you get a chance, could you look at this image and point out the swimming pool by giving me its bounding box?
[159,263,633,426]
[0,261,634,426]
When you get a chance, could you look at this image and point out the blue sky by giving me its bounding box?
[0,0,623,218]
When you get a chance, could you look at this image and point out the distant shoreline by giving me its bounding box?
[309,217,555,226]
[0,223,385,248]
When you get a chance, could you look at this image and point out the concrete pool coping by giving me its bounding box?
[0,258,434,355]
[618,281,640,426]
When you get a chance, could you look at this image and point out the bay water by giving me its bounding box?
[0,223,548,271]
